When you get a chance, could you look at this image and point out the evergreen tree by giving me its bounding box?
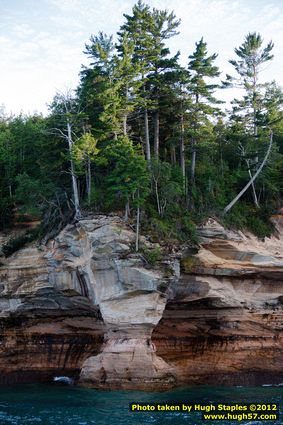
[114,33,142,137]
[187,38,222,188]
[79,32,116,138]
[225,32,274,137]
[1,2,283,244]
[224,32,275,207]
[119,1,180,161]
[104,136,150,225]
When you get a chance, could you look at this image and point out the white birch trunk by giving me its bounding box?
[67,120,81,219]
[154,110,159,160]
[144,109,151,162]
[180,114,186,192]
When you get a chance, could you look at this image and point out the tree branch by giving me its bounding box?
[223,130,273,215]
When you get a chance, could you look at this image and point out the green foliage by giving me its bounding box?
[246,215,273,239]
[141,245,162,265]
[147,215,198,244]
[181,256,200,273]
[14,172,58,217]
[0,5,283,246]
[103,137,150,210]
[147,217,174,240]
[178,216,199,244]
[151,160,184,216]
[72,133,99,164]
[222,202,273,239]
[186,37,223,187]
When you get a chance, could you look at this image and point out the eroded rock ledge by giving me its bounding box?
[0,214,282,389]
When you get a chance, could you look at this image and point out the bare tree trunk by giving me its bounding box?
[87,157,91,205]
[190,140,196,184]
[253,117,260,175]
[246,159,259,208]
[123,83,128,136]
[252,70,259,165]
[154,110,159,159]
[135,198,140,252]
[190,93,199,186]
[154,179,161,216]
[223,131,273,215]
[144,109,151,162]
[218,136,224,177]
[124,198,130,221]
[180,114,186,191]
[85,172,89,198]
[170,145,176,164]
[67,121,81,219]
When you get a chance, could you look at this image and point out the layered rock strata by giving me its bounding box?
[0,242,104,383]
[0,214,282,389]
[0,216,178,389]
[153,217,283,386]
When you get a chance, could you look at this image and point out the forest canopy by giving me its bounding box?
[1,1,283,247]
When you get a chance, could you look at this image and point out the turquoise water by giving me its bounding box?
[0,384,281,424]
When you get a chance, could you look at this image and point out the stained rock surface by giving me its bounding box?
[0,216,177,389]
[0,214,282,389]
[153,216,283,386]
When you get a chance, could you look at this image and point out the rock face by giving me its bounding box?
[73,217,177,390]
[0,231,105,384]
[0,216,178,389]
[153,217,283,386]
[0,214,282,389]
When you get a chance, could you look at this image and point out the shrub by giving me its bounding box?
[246,215,273,239]
[142,246,162,265]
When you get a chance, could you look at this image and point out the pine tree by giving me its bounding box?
[80,32,142,140]
[224,32,274,207]
[225,32,274,137]
[115,33,142,136]
[105,136,150,229]
[187,38,222,187]
[79,32,116,138]
[119,1,180,161]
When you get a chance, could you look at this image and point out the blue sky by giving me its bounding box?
[1,0,283,115]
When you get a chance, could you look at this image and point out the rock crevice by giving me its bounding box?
[0,214,282,389]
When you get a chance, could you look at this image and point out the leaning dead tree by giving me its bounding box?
[223,129,273,215]
[238,142,260,208]
[49,90,82,220]
[66,111,81,220]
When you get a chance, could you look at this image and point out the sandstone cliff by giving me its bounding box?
[0,214,282,389]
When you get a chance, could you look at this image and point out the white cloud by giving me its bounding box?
[0,0,283,114]
[13,23,35,38]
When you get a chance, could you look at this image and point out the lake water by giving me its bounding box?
[0,384,281,424]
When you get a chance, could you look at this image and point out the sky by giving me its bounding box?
[1,0,283,116]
